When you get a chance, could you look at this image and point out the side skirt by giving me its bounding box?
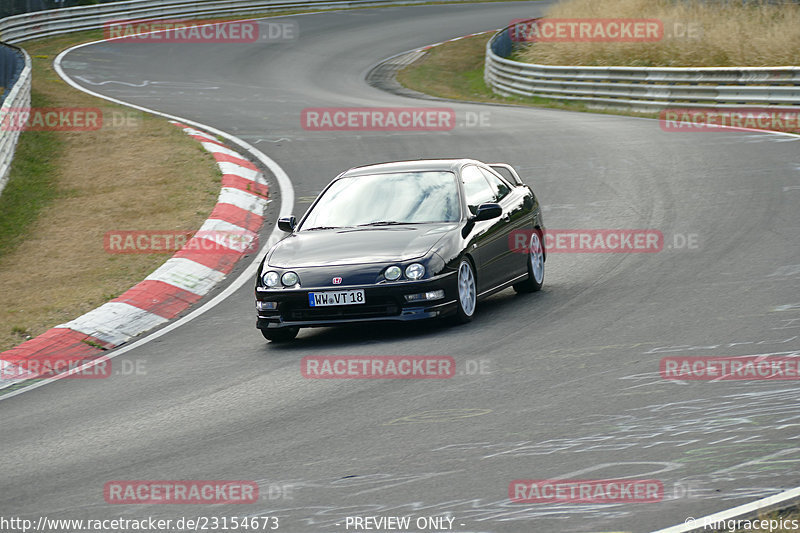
[477,273,528,300]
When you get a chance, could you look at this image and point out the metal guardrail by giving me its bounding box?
[485,21,800,112]
[0,43,31,196]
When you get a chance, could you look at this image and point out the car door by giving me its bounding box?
[479,167,530,283]
[461,165,510,292]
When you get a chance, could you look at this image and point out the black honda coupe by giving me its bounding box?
[255,159,545,341]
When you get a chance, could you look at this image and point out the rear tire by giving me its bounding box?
[260,327,299,342]
[513,229,544,293]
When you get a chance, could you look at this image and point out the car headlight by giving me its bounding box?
[262,271,280,287]
[281,271,299,286]
[405,263,425,280]
[384,265,402,281]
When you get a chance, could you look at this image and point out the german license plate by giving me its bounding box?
[308,289,365,307]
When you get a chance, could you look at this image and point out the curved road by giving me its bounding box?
[2,3,800,532]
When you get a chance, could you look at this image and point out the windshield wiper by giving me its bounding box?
[304,226,342,231]
[356,221,414,227]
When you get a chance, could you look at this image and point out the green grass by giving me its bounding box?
[0,91,62,260]
[398,34,526,103]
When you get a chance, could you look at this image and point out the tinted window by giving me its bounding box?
[300,171,460,229]
[490,165,517,185]
[480,168,511,201]
[461,166,496,214]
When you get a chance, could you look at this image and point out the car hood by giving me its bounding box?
[267,224,457,267]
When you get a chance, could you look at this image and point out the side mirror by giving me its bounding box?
[278,216,296,233]
[472,203,502,222]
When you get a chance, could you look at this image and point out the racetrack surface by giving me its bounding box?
[2,3,800,532]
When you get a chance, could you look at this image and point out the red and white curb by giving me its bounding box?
[0,122,269,389]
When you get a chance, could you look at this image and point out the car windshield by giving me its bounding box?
[300,171,460,229]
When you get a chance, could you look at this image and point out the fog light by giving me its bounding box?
[404,290,444,302]
[257,301,278,311]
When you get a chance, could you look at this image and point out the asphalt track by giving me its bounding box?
[2,3,800,532]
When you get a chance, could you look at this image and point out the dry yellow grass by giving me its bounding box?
[0,33,221,351]
[519,0,800,67]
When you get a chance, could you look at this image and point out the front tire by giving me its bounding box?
[513,229,544,293]
[454,258,477,323]
[261,327,299,342]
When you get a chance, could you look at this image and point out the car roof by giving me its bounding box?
[340,159,483,177]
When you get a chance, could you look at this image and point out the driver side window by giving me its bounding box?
[461,166,496,215]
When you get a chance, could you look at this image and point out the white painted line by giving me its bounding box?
[59,302,169,346]
[652,487,800,532]
[218,186,270,215]
[145,258,227,296]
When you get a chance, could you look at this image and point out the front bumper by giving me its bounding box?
[255,271,458,329]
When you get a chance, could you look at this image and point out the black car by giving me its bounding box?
[255,159,545,341]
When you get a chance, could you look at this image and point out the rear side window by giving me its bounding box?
[480,168,511,201]
[461,166,496,214]
[490,165,517,185]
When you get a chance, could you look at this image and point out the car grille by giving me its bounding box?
[282,297,401,322]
